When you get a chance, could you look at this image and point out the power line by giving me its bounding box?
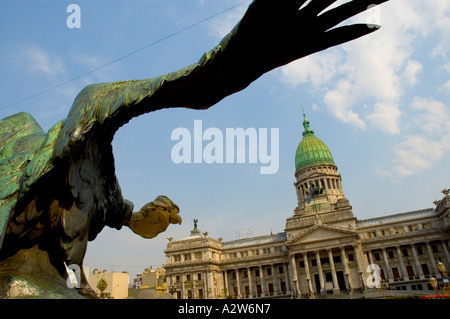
[0,1,250,111]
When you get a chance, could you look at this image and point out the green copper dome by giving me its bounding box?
[295,113,335,172]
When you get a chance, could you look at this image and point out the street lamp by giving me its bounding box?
[379,279,389,299]
[169,284,176,297]
[437,261,447,277]
[429,276,439,294]
[436,261,450,296]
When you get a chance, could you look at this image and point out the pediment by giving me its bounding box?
[286,224,357,246]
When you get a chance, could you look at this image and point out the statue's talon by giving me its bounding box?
[127,195,181,239]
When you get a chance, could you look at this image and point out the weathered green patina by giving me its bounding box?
[0,0,389,298]
[295,113,336,172]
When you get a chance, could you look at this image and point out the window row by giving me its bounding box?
[230,265,285,280]
[364,222,433,239]
[228,246,283,260]
[298,253,354,268]
[370,244,439,261]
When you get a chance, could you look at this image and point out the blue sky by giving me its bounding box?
[1,0,449,281]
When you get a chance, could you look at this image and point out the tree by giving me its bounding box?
[97,278,108,299]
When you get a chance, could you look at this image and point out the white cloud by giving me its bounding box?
[443,62,450,73]
[441,80,450,94]
[377,134,450,179]
[402,60,422,86]
[323,79,366,129]
[366,101,402,134]
[16,45,65,76]
[376,97,450,179]
[410,97,449,134]
[72,53,118,84]
[280,49,343,88]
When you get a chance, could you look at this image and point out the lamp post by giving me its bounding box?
[379,279,389,299]
[169,284,176,297]
[437,261,450,296]
[429,276,439,295]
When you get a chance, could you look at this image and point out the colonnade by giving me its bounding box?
[223,263,291,298]
[364,240,450,283]
[289,244,364,297]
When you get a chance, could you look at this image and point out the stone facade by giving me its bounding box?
[163,115,450,299]
[164,193,449,299]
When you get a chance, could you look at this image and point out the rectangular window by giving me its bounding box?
[402,249,409,257]
[268,283,274,296]
[392,267,399,279]
[421,264,430,276]
[388,250,394,259]
[406,266,415,279]
[348,253,354,261]
[279,266,284,274]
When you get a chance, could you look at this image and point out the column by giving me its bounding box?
[410,244,424,279]
[315,250,325,295]
[271,264,279,295]
[395,245,408,281]
[442,240,450,271]
[259,266,269,297]
[283,263,290,293]
[340,246,353,291]
[426,242,440,277]
[353,245,364,290]
[381,248,392,282]
[203,271,208,298]
[191,272,197,299]
[328,249,340,294]
[290,255,300,297]
[367,249,374,265]
[303,252,314,297]
[247,267,254,298]
[235,269,242,298]
[223,271,229,297]
[181,273,185,299]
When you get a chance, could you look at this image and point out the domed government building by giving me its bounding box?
[164,112,450,299]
